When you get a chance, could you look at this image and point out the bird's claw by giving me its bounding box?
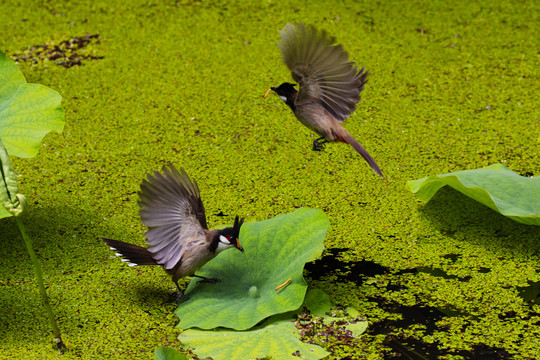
[312,138,326,151]
[172,291,190,303]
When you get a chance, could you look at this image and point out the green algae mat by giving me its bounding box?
[1,0,539,359]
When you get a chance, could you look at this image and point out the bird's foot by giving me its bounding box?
[312,138,327,151]
[171,291,190,303]
[172,281,190,303]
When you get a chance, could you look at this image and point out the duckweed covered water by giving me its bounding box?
[1,0,539,358]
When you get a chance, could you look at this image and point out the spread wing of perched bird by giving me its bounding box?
[102,165,244,300]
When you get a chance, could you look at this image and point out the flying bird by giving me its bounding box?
[102,165,245,300]
[265,23,383,177]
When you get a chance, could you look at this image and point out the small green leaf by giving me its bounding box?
[154,347,188,360]
[407,164,540,226]
[179,313,329,360]
[175,208,330,330]
[303,288,368,336]
[0,50,64,158]
[346,320,368,336]
[303,287,333,317]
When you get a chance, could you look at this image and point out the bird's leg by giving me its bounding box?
[173,281,189,303]
[193,274,221,284]
[313,137,327,151]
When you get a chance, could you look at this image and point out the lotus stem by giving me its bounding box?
[15,216,66,354]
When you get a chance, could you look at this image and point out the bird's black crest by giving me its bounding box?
[232,215,245,239]
[209,215,245,253]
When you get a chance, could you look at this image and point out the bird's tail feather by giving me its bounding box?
[101,238,158,266]
[338,130,384,177]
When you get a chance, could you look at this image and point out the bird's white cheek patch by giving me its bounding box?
[216,241,231,253]
[279,95,287,102]
[219,235,229,244]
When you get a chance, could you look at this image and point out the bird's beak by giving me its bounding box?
[236,238,244,252]
[263,87,273,99]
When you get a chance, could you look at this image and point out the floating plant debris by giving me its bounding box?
[10,34,104,68]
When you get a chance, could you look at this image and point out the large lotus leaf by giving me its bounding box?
[179,313,329,360]
[154,347,188,360]
[179,289,365,360]
[0,50,64,158]
[407,164,540,226]
[175,208,329,330]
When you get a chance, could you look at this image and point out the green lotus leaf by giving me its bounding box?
[0,50,64,158]
[179,312,329,360]
[154,347,188,360]
[179,289,365,360]
[407,164,540,226]
[175,208,329,330]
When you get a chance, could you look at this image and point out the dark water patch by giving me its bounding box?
[367,299,445,359]
[368,298,512,359]
[498,310,518,320]
[442,253,461,263]
[383,335,436,360]
[306,248,516,359]
[305,248,390,284]
[517,280,540,305]
[416,266,472,282]
[305,248,479,285]
[384,336,512,360]
[448,344,512,360]
[367,298,446,335]
[496,310,540,322]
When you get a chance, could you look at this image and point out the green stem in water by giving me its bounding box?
[15,216,67,354]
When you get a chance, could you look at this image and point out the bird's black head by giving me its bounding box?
[270,82,298,100]
[267,82,298,111]
[214,215,245,253]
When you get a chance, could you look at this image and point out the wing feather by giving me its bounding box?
[137,165,207,270]
[278,23,368,122]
